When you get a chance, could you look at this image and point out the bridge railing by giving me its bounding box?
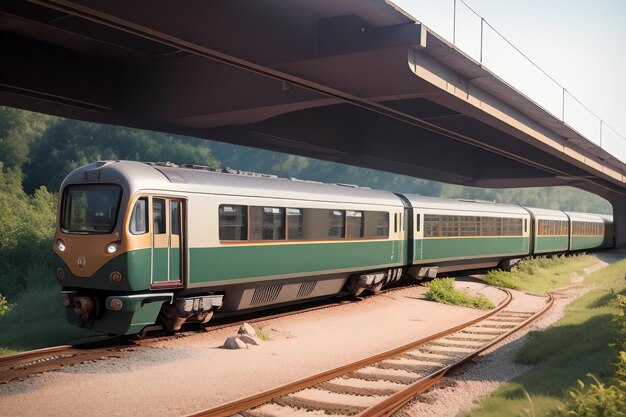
[405,0,626,166]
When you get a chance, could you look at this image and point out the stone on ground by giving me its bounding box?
[240,334,262,346]
[223,336,248,349]
[240,323,257,337]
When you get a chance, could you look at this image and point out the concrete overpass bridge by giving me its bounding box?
[1,0,625,244]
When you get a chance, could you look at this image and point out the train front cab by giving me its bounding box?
[55,178,221,335]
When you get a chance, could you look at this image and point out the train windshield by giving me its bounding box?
[61,185,122,233]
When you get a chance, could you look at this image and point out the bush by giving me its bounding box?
[424,278,495,310]
[483,269,522,290]
[481,254,595,294]
[551,293,626,417]
[0,294,13,316]
[0,165,57,299]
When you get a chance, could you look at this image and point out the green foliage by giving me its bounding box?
[424,277,495,310]
[256,327,272,341]
[0,294,14,316]
[0,106,55,169]
[23,119,220,192]
[0,286,97,354]
[467,259,626,417]
[482,269,522,290]
[551,294,626,416]
[558,360,626,417]
[482,255,596,294]
[0,164,57,298]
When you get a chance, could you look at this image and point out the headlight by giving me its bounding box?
[105,243,118,254]
[57,240,66,252]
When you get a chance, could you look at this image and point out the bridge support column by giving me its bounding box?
[610,193,626,248]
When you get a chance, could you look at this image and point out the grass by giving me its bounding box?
[0,286,98,356]
[482,254,597,294]
[256,326,272,341]
[465,255,626,417]
[425,277,495,310]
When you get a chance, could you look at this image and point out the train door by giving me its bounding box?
[151,197,184,286]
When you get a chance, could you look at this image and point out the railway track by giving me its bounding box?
[0,281,421,384]
[188,289,554,417]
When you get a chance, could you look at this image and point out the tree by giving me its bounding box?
[24,120,220,192]
[0,106,55,170]
[0,163,57,297]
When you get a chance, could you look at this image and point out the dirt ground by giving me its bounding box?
[0,254,616,417]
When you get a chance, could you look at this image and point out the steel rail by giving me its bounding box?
[186,288,513,417]
[0,282,420,383]
[357,292,554,417]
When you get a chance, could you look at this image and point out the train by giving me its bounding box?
[54,161,614,335]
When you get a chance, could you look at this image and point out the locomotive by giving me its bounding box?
[54,161,613,335]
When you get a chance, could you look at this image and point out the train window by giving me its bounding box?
[502,218,523,236]
[572,221,603,236]
[170,201,181,236]
[481,217,501,236]
[129,197,148,235]
[423,214,439,237]
[441,216,459,237]
[250,206,285,240]
[362,211,389,238]
[287,208,303,239]
[152,198,166,235]
[415,214,421,232]
[219,205,248,241]
[538,219,567,236]
[460,216,479,236]
[328,210,345,239]
[62,185,122,234]
[393,213,398,234]
[346,211,364,238]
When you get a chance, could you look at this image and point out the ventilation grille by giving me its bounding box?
[251,284,282,306]
[297,281,317,298]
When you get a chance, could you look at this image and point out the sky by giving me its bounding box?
[394,0,626,162]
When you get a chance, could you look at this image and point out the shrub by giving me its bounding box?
[483,269,522,290]
[556,355,626,417]
[0,165,57,299]
[0,294,13,316]
[424,278,495,310]
[551,293,626,417]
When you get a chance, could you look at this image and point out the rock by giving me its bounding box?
[240,334,262,346]
[239,322,257,338]
[222,336,247,349]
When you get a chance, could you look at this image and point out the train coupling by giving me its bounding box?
[73,296,95,321]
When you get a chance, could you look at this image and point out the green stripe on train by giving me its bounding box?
[535,236,569,253]
[188,240,405,283]
[413,237,530,261]
[571,236,604,251]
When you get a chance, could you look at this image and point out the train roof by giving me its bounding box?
[401,194,529,216]
[62,161,404,207]
[523,207,569,220]
[564,211,613,223]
